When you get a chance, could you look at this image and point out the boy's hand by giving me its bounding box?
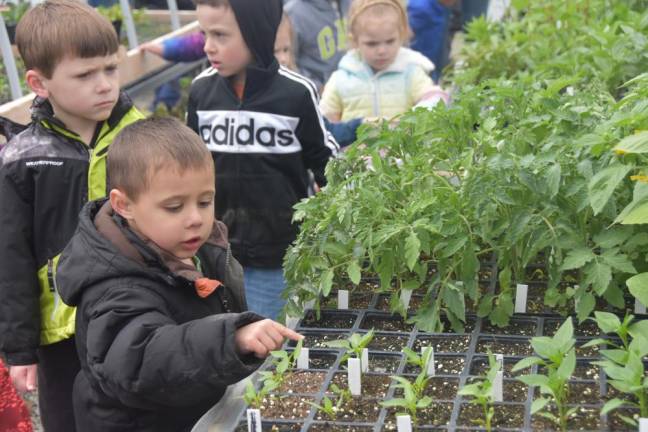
[140,41,164,57]
[9,364,38,393]
[235,319,303,358]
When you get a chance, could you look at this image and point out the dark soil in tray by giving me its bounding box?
[360,314,414,332]
[478,268,494,281]
[308,353,338,370]
[366,333,409,352]
[260,395,315,420]
[276,371,327,394]
[481,319,538,336]
[309,424,375,432]
[394,376,459,400]
[531,405,601,430]
[475,337,533,356]
[327,373,392,398]
[234,422,302,431]
[322,292,373,310]
[382,402,453,428]
[314,396,382,423]
[526,267,549,282]
[567,382,600,405]
[469,356,524,378]
[543,319,600,337]
[368,354,401,374]
[403,355,466,375]
[301,311,358,329]
[575,341,599,358]
[375,295,424,313]
[457,403,526,428]
[413,335,472,353]
[292,332,349,349]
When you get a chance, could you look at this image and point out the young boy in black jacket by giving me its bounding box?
[56,117,303,432]
[187,0,339,320]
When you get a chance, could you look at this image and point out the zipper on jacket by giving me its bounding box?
[47,259,55,292]
[372,77,380,117]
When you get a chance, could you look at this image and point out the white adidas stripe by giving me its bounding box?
[278,67,339,155]
[193,66,218,83]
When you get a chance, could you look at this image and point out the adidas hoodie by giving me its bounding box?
[187,0,338,269]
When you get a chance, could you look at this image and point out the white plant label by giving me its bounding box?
[396,415,413,432]
[247,408,262,432]
[515,284,528,313]
[639,418,648,432]
[285,316,299,330]
[635,299,646,315]
[400,289,413,310]
[492,370,504,402]
[422,346,435,376]
[495,354,504,371]
[348,358,362,396]
[361,348,369,373]
[338,289,349,310]
[304,299,316,310]
[297,347,309,370]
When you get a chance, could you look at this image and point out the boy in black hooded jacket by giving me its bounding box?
[187,0,338,320]
[57,117,302,432]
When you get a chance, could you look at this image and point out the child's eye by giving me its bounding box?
[198,200,213,208]
[105,65,118,74]
[165,205,183,213]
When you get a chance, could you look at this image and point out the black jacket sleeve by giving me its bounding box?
[0,162,40,365]
[186,87,198,135]
[295,87,339,186]
[83,285,263,409]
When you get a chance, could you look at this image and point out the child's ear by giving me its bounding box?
[109,189,134,220]
[25,69,49,99]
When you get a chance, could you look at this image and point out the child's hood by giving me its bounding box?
[339,47,435,76]
[56,199,230,307]
[229,0,283,71]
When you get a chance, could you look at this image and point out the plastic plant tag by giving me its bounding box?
[285,316,299,330]
[396,415,413,432]
[514,284,528,313]
[635,299,646,315]
[338,289,349,310]
[491,370,503,402]
[400,289,413,310]
[495,354,504,371]
[348,358,362,396]
[361,348,369,373]
[422,346,435,376]
[297,347,309,369]
[573,285,580,309]
[639,418,648,432]
[246,408,261,432]
[304,299,316,310]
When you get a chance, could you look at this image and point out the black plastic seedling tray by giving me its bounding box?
[230,297,638,431]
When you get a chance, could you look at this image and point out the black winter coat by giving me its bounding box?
[57,200,264,432]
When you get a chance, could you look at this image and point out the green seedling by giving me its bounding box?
[513,318,576,432]
[402,347,432,373]
[307,384,351,421]
[381,348,434,424]
[582,312,648,426]
[242,340,303,409]
[324,329,374,366]
[458,353,500,432]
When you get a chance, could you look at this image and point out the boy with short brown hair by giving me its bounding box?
[0,1,143,430]
[56,117,300,432]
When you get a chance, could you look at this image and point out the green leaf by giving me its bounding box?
[614,130,648,154]
[616,198,648,225]
[477,294,494,318]
[586,261,612,295]
[443,283,466,322]
[626,272,648,307]
[458,383,482,397]
[512,356,544,372]
[347,261,361,285]
[581,338,613,348]
[320,269,334,297]
[556,349,576,381]
[601,250,636,274]
[439,236,468,259]
[560,247,595,271]
[593,311,621,334]
[588,164,632,215]
[553,318,575,352]
[545,163,561,198]
[531,397,550,415]
[532,337,558,359]
[518,374,550,388]
[576,292,595,323]
[404,232,421,271]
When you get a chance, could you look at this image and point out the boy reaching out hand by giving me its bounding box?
[56,117,302,432]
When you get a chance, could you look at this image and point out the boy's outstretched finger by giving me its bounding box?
[273,322,303,341]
